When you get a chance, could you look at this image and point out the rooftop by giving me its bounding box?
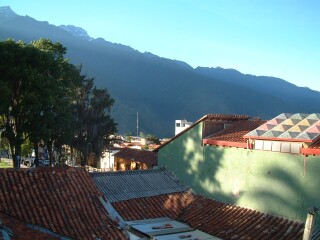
[114,148,157,165]
[245,113,320,142]
[0,167,127,240]
[91,168,308,240]
[155,113,252,152]
[90,168,189,202]
[204,119,266,147]
[112,191,305,240]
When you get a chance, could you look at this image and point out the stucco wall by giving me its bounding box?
[158,122,320,222]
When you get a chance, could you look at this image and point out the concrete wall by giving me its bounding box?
[158,122,320,222]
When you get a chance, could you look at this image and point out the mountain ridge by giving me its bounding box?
[1,6,320,137]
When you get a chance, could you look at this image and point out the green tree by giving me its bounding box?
[146,134,160,145]
[0,39,81,167]
[71,80,117,166]
[0,38,117,168]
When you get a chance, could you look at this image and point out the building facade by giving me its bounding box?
[156,113,320,222]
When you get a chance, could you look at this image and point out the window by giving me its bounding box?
[254,140,301,154]
[263,141,272,151]
[281,142,290,153]
[271,141,281,152]
[255,140,263,150]
[291,143,301,154]
[176,123,181,127]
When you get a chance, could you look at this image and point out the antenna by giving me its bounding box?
[136,112,139,136]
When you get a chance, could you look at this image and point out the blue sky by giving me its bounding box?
[2,0,320,91]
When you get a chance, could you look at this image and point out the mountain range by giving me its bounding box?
[1,6,320,137]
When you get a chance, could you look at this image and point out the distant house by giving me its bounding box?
[113,148,157,171]
[99,149,119,170]
[155,113,320,223]
[175,119,193,135]
[90,168,311,240]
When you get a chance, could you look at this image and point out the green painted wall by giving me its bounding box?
[158,122,320,222]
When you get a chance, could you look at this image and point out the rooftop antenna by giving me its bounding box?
[136,112,139,136]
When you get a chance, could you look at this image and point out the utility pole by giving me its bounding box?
[136,112,139,136]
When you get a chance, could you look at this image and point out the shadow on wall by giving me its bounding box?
[160,124,320,222]
[179,124,234,204]
[249,156,320,223]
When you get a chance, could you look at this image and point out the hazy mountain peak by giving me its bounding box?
[0,6,18,23]
[59,24,93,41]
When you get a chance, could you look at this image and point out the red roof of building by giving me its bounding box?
[112,191,195,220]
[112,192,304,240]
[203,119,266,148]
[181,195,304,240]
[154,114,252,152]
[114,148,157,165]
[0,212,59,240]
[0,167,127,240]
[301,138,320,155]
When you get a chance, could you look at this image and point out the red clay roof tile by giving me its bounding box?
[112,192,304,240]
[203,120,266,147]
[154,114,252,151]
[0,167,127,240]
[112,191,195,221]
[0,212,60,240]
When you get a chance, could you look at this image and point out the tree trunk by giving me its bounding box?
[34,142,39,166]
[10,143,16,168]
[47,140,53,166]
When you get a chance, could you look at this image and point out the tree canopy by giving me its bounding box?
[0,38,117,168]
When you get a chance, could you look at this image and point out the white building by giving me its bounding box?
[175,119,193,135]
[99,149,120,171]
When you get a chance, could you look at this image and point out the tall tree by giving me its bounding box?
[0,39,81,167]
[71,80,117,166]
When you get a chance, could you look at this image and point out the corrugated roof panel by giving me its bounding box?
[90,169,189,202]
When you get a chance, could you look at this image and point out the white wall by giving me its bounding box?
[175,120,193,135]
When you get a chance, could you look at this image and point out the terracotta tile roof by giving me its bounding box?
[114,148,157,165]
[180,195,304,240]
[203,120,266,147]
[91,169,189,202]
[112,191,195,221]
[205,114,251,121]
[154,114,252,152]
[0,212,59,240]
[0,167,127,240]
[112,192,305,240]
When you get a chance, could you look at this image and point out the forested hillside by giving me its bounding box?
[1,6,320,137]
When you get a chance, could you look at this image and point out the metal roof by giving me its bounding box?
[90,169,189,202]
